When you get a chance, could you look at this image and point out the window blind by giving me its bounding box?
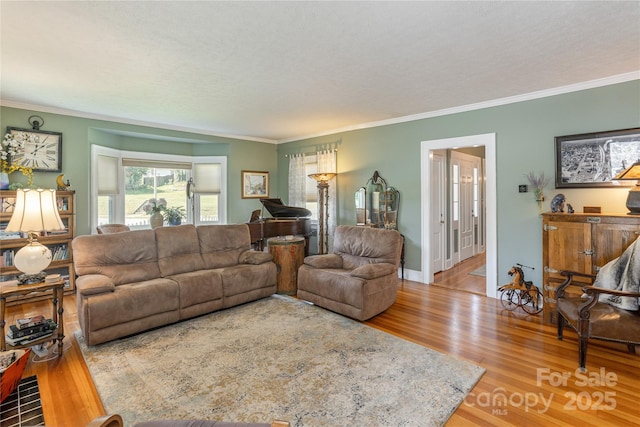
[193,163,222,193]
[97,154,119,195]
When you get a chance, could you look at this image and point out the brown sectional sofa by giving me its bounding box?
[73,224,276,346]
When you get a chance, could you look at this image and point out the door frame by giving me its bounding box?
[421,133,497,299]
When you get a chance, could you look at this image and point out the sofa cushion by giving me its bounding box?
[167,270,224,309]
[198,224,252,269]
[84,278,180,330]
[239,250,273,265]
[73,230,161,285]
[303,254,343,269]
[220,263,277,297]
[76,274,116,296]
[156,225,205,276]
[333,226,402,270]
[350,263,397,280]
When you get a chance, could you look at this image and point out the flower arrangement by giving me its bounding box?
[526,171,550,201]
[1,132,34,187]
[163,206,186,225]
[142,198,167,215]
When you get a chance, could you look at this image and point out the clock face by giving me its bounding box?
[7,127,62,172]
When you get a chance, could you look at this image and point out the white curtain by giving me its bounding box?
[288,154,306,208]
[317,149,337,252]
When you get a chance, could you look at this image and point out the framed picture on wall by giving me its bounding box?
[555,127,640,188]
[241,170,269,198]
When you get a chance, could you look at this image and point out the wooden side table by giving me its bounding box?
[0,279,65,355]
[268,236,305,295]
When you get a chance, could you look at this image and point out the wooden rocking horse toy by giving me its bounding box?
[498,263,543,314]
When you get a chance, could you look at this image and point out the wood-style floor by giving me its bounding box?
[433,252,486,295]
[5,276,639,426]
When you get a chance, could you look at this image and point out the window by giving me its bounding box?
[91,145,226,231]
[452,163,459,222]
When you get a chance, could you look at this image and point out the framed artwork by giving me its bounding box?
[241,170,269,198]
[6,126,63,172]
[555,128,640,188]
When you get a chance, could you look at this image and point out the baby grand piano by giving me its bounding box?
[247,199,313,255]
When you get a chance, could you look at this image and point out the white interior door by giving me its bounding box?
[420,133,497,299]
[430,150,446,273]
[452,151,481,263]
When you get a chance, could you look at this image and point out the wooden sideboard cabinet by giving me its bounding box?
[541,212,640,324]
[0,190,76,305]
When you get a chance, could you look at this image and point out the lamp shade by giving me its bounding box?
[613,160,640,215]
[6,189,65,233]
[308,172,337,183]
[613,160,640,181]
[6,189,65,281]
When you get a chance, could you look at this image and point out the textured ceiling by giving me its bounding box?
[1,1,639,143]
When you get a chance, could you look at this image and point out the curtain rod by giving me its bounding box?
[284,148,337,158]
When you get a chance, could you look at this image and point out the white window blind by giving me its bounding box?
[97,154,119,195]
[193,163,222,193]
[121,158,192,170]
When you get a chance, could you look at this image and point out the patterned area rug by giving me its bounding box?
[77,295,485,426]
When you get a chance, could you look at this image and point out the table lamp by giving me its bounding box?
[6,189,65,284]
[613,159,640,215]
[308,172,337,254]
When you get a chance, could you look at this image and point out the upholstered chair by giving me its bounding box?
[96,224,130,234]
[297,225,403,321]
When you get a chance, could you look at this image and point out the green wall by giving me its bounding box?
[3,80,639,288]
[1,107,279,235]
[277,80,640,286]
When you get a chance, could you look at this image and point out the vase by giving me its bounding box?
[168,218,182,226]
[150,212,164,229]
[0,172,9,190]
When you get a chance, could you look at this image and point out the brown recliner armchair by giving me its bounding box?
[557,267,640,371]
[96,224,131,234]
[297,225,403,321]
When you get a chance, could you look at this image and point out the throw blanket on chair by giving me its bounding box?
[593,236,640,311]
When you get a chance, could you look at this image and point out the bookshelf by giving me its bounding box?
[0,190,75,305]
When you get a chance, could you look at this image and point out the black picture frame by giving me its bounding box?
[6,126,63,172]
[555,128,640,188]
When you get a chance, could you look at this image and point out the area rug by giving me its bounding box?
[77,295,485,426]
[469,264,486,277]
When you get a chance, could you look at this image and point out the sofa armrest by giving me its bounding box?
[239,250,274,265]
[76,274,116,296]
[350,263,397,279]
[303,254,343,269]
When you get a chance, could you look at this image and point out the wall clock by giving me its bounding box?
[7,126,63,172]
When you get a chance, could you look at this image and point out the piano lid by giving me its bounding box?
[260,198,312,219]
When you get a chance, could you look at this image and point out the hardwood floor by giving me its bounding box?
[4,280,639,426]
[433,252,486,295]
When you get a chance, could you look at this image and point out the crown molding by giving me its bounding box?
[277,72,640,143]
[2,71,637,145]
[0,100,278,144]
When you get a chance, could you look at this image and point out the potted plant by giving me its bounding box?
[163,206,186,226]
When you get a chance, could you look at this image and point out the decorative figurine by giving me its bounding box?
[550,193,566,213]
[567,203,574,214]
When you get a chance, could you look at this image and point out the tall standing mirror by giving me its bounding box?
[355,171,400,230]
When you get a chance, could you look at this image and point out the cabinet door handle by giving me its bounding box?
[543,224,557,231]
[544,266,559,273]
[577,249,594,256]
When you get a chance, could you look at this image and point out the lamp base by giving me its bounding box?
[17,271,47,285]
[625,187,640,215]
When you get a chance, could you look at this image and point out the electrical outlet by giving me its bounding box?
[519,184,528,193]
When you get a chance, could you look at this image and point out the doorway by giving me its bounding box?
[420,133,497,299]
